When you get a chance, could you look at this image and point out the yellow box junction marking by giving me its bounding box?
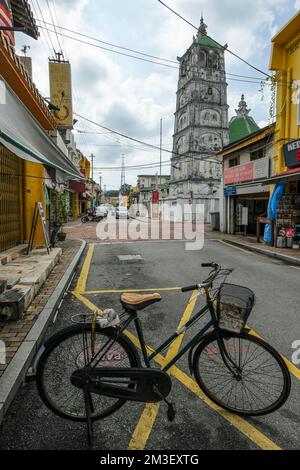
[72,247,283,451]
[128,291,198,451]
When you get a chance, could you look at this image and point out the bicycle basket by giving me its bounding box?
[216,283,255,333]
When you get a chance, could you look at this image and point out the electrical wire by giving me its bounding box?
[37,26,179,70]
[35,20,179,65]
[34,0,56,56]
[157,0,272,79]
[45,0,63,56]
[74,112,221,164]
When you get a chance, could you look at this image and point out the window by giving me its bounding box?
[228,156,239,167]
[250,148,264,161]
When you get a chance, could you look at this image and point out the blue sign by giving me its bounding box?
[224,186,237,196]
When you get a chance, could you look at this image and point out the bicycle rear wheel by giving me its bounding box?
[36,324,140,422]
[193,332,291,416]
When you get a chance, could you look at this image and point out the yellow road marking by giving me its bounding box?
[75,244,94,293]
[73,252,282,451]
[125,330,281,451]
[128,291,198,450]
[80,287,182,295]
[247,327,300,381]
[218,239,254,254]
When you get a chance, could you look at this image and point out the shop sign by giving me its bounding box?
[224,163,253,185]
[49,61,73,128]
[224,186,237,196]
[283,139,300,169]
[224,158,269,185]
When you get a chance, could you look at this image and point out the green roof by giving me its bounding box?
[195,35,222,49]
[229,116,260,144]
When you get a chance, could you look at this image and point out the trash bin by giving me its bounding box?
[210,212,220,231]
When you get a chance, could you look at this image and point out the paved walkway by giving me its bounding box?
[0,239,82,379]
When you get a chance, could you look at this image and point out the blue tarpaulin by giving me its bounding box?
[264,184,285,243]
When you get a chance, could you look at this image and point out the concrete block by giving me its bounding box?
[0,285,34,321]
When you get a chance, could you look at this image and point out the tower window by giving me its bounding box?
[208,87,213,95]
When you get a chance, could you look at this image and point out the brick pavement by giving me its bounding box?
[0,239,82,378]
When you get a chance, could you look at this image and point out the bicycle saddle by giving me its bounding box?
[121,293,162,311]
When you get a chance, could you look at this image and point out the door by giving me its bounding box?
[0,146,22,252]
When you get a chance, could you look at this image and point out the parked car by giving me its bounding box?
[95,205,108,218]
[116,206,129,219]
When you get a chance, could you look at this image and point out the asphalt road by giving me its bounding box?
[0,238,299,450]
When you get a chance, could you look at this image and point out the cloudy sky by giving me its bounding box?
[16,0,300,189]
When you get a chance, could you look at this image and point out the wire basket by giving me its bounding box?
[216,283,255,333]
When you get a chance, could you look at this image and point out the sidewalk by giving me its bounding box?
[0,238,86,424]
[206,226,300,266]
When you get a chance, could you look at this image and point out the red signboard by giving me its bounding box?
[224,162,254,185]
[69,180,86,193]
[152,191,159,204]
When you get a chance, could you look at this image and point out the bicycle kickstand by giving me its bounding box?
[83,386,94,449]
[153,386,176,422]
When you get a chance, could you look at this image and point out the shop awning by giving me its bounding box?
[69,180,86,193]
[262,168,300,185]
[0,78,83,180]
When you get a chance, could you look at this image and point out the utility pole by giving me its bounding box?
[120,155,126,194]
[160,118,163,191]
[90,154,95,209]
[99,174,102,205]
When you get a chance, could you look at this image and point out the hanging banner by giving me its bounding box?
[49,61,73,128]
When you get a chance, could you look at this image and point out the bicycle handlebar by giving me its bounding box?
[181,262,223,293]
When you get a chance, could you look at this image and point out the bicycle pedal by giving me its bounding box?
[167,403,176,422]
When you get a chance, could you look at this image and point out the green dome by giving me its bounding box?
[229,95,260,144]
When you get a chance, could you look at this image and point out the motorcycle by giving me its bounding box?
[81,210,104,224]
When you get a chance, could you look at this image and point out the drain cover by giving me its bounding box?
[117,255,143,263]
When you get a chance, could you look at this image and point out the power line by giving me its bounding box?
[157,0,272,79]
[74,112,221,164]
[34,21,276,85]
[34,0,56,56]
[45,0,63,55]
[37,26,179,70]
[35,19,178,65]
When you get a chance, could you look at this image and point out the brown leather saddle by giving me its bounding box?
[120,292,162,312]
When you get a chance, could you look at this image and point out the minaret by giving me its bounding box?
[168,17,229,222]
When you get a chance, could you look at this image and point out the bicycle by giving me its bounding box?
[36,263,291,446]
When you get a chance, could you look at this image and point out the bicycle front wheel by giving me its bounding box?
[193,332,291,416]
[36,324,140,422]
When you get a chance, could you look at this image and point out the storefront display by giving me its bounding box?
[275,182,300,249]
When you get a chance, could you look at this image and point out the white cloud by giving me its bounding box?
[17,0,297,188]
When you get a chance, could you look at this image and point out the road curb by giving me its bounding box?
[0,239,86,426]
[222,238,300,266]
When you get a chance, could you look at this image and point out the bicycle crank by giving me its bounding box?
[71,367,172,403]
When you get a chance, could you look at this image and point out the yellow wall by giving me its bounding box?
[270,12,300,175]
[72,192,80,218]
[23,161,46,245]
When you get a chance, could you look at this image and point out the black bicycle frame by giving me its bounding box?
[88,289,239,376]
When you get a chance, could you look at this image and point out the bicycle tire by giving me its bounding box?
[193,331,291,416]
[36,324,140,422]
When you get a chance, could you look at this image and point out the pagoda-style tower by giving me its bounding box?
[168,17,229,222]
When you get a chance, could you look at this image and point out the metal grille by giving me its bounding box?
[0,145,22,252]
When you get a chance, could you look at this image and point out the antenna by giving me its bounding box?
[21,45,30,56]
